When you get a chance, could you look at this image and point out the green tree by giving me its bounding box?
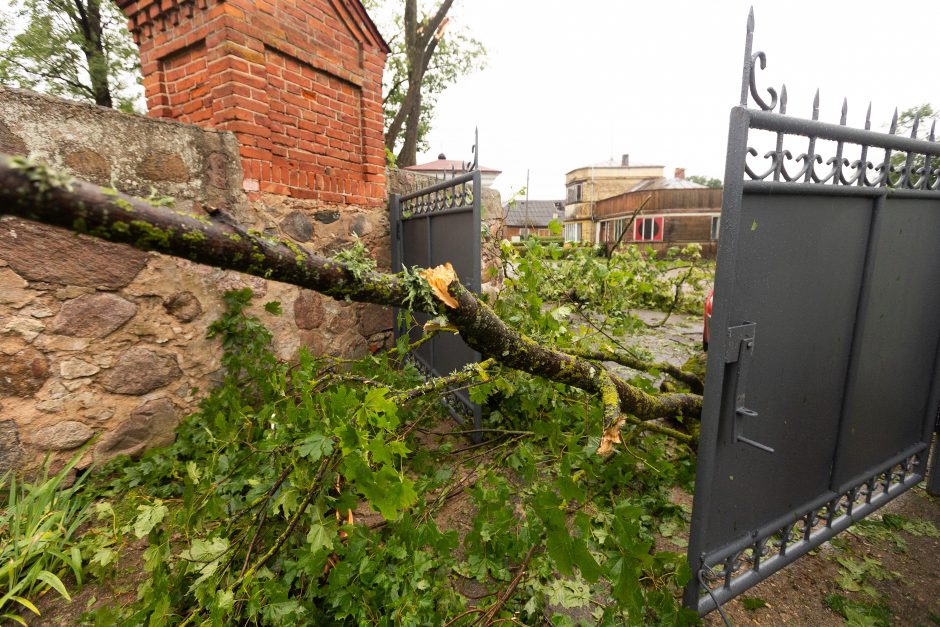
[370,0,485,167]
[0,0,141,110]
[890,103,938,188]
[687,175,722,189]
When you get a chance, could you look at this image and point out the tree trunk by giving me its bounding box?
[396,86,422,167]
[72,0,113,107]
[0,156,702,437]
[385,0,455,163]
[86,0,113,108]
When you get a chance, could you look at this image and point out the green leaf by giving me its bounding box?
[133,501,168,538]
[36,570,71,602]
[306,521,334,553]
[264,300,283,315]
[10,597,39,616]
[546,578,591,608]
[359,465,417,520]
[546,529,574,577]
[91,547,117,567]
[179,537,229,562]
[297,433,334,460]
[186,461,202,484]
[742,596,767,611]
[570,539,601,583]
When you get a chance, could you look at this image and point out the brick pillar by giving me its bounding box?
[119,0,389,206]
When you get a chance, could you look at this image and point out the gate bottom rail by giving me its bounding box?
[691,443,928,615]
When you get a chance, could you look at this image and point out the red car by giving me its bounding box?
[703,289,714,351]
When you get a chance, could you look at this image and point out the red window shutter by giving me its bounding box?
[653,217,664,241]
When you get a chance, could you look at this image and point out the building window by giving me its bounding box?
[564,223,582,242]
[613,218,628,242]
[634,217,664,242]
[566,183,582,203]
[711,216,721,240]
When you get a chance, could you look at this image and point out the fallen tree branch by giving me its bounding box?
[0,155,702,440]
[567,346,704,394]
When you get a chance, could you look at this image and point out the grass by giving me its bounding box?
[0,453,89,625]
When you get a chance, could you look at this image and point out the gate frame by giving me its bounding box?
[684,10,940,615]
[389,168,483,434]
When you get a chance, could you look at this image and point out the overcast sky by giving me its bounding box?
[408,0,940,201]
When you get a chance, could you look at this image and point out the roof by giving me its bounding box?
[502,200,565,227]
[629,177,707,192]
[347,0,391,54]
[564,162,665,177]
[404,154,501,174]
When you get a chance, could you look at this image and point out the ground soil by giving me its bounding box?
[699,487,940,627]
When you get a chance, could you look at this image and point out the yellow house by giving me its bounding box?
[563,154,664,243]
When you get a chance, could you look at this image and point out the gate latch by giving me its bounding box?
[725,322,774,454]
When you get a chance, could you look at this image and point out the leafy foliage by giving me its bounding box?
[825,593,893,627]
[889,103,939,188]
[489,236,712,355]
[0,0,141,110]
[368,0,487,164]
[686,175,722,189]
[853,512,940,553]
[67,274,702,624]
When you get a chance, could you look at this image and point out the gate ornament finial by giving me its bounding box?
[741,8,779,112]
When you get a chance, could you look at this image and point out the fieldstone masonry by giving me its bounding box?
[0,87,397,474]
[0,0,504,476]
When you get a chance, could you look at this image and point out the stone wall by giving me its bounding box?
[0,88,391,474]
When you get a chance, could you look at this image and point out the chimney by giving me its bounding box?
[674,167,686,180]
[621,154,630,166]
[117,0,390,205]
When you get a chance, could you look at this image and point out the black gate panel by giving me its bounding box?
[699,193,870,554]
[833,200,940,489]
[390,171,482,431]
[685,11,940,615]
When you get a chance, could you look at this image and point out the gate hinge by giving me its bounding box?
[726,322,774,453]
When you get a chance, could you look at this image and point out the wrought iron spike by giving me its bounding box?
[471,126,479,171]
[812,89,820,120]
[780,84,787,114]
[865,102,872,130]
[911,113,921,139]
[741,9,755,106]
[840,98,848,125]
[930,119,936,142]
[889,108,898,135]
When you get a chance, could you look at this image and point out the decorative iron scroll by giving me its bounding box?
[398,175,476,219]
[697,448,926,608]
[741,8,940,190]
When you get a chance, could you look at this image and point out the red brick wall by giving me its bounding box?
[119,0,388,206]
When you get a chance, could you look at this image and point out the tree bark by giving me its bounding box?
[0,156,702,430]
[71,0,113,108]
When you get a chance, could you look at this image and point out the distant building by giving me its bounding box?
[502,199,565,239]
[595,171,722,257]
[563,154,665,243]
[404,153,502,188]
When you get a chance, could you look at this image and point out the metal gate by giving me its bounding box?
[389,168,482,432]
[685,11,940,614]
